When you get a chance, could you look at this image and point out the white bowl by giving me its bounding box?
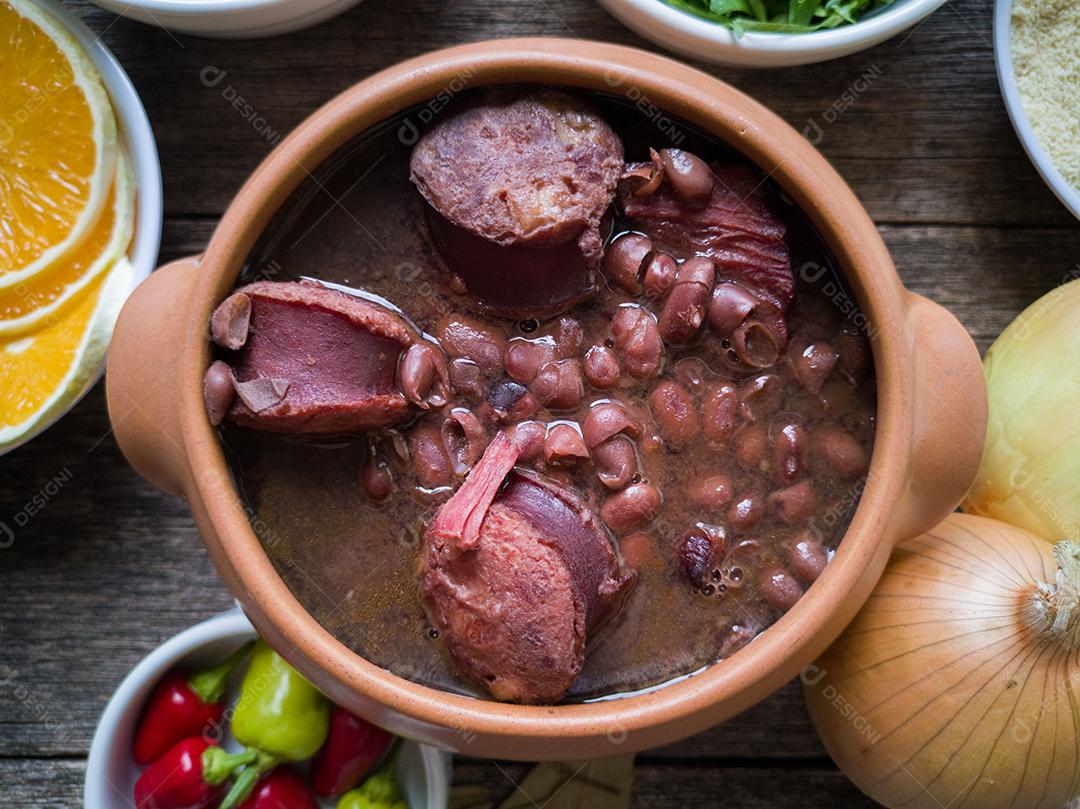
[993,0,1080,221]
[85,609,452,809]
[87,0,363,38]
[0,0,162,458]
[596,0,949,67]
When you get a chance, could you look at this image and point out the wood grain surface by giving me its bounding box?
[1,0,1077,804]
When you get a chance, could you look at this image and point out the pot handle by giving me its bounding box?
[890,292,987,541]
[106,255,201,497]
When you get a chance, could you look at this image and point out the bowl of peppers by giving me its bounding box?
[85,609,452,809]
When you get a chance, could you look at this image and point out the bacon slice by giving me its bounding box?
[619,163,793,310]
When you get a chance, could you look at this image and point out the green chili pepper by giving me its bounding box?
[220,641,330,809]
[335,743,406,809]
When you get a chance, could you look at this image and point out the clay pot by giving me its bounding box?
[106,38,986,760]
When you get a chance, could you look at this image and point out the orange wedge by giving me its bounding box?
[0,151,133,335]
[0,0,118,285]
[0,257,133,450]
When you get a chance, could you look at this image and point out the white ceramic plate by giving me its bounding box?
[993,0,1080,221]
[1,0,162,458]
[87,0,363,38]
[596,0,949,67]
[85,608,452,809]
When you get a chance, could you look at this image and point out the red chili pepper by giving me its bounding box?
[134,642,254,765]
[134,737,257,809]
[310,706,393,796]
[237,768,319,809]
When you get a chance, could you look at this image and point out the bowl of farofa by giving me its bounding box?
[995,0,1080,221]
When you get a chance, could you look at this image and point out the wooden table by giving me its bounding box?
[3,0,1078,804]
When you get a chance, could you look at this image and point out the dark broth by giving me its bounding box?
[223,90,876,701]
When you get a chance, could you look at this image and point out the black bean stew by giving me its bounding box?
[214,88,876,704]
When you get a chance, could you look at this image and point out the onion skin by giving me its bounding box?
[962,278,1080,542]
[805,513,1080,809]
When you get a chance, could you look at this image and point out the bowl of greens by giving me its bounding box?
[595,0,949,66]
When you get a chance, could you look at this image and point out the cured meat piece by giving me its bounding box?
[411,90,624,318]
[426,211,598,319]
[209,280,416,434]
[619,161,793,310]
[420,433,634,703]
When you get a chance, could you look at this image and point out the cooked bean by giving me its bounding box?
[504,336,558,384]
[642,251,677,300]
[398,342,450,409]
[582,401,640,448]
[836,327,870,381]
[727,494,763,531]
[409,424,453,489]
[486,379,528,413]
[603,233,652,294]
[760,568,804,611]
[361,448,393,501]
[813,425,868,480]
[702,382,738,445]
[649,380,700,448]
[732,319,783,368]
[505,420,546,462]
[733,423,768,470]
[544,423,590,465]
[688,474,733,510]
[772,421,806,484]
[791,534,829,584]
[677,527,725,589]
[659,148,714,203]
[708,283,758,335]
[611,306,663,378]
[601,483,662,534]
[530,359,584,410]
[203,360,235,427]
[584,345,621,388]
[769,479,817,523]
[791,341,839,394]
[624,148,664,197]
[441,408,488,475]
[448,357,484,399]
[210,292,251,350]
[738,373,783,421]
[593,436,638,490]
[436,314,505,371]
[658,257,714,345]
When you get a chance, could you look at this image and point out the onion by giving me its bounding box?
[804,513,1080,809]
[962,278,1080,541]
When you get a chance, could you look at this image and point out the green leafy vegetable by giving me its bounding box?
[664,0,894,34]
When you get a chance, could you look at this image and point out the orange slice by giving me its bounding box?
[0,256,133,450]
[0,0,118,285]
[0,151,133,336]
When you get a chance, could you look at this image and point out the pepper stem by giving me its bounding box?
[218,750,277,809]
[1028,540,1080,650]
[189,641,255,704]
[201,746,259,786]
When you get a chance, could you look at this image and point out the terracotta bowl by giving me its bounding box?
[106,38,987,760]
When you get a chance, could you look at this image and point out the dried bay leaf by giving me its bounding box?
[496,755,634,809]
